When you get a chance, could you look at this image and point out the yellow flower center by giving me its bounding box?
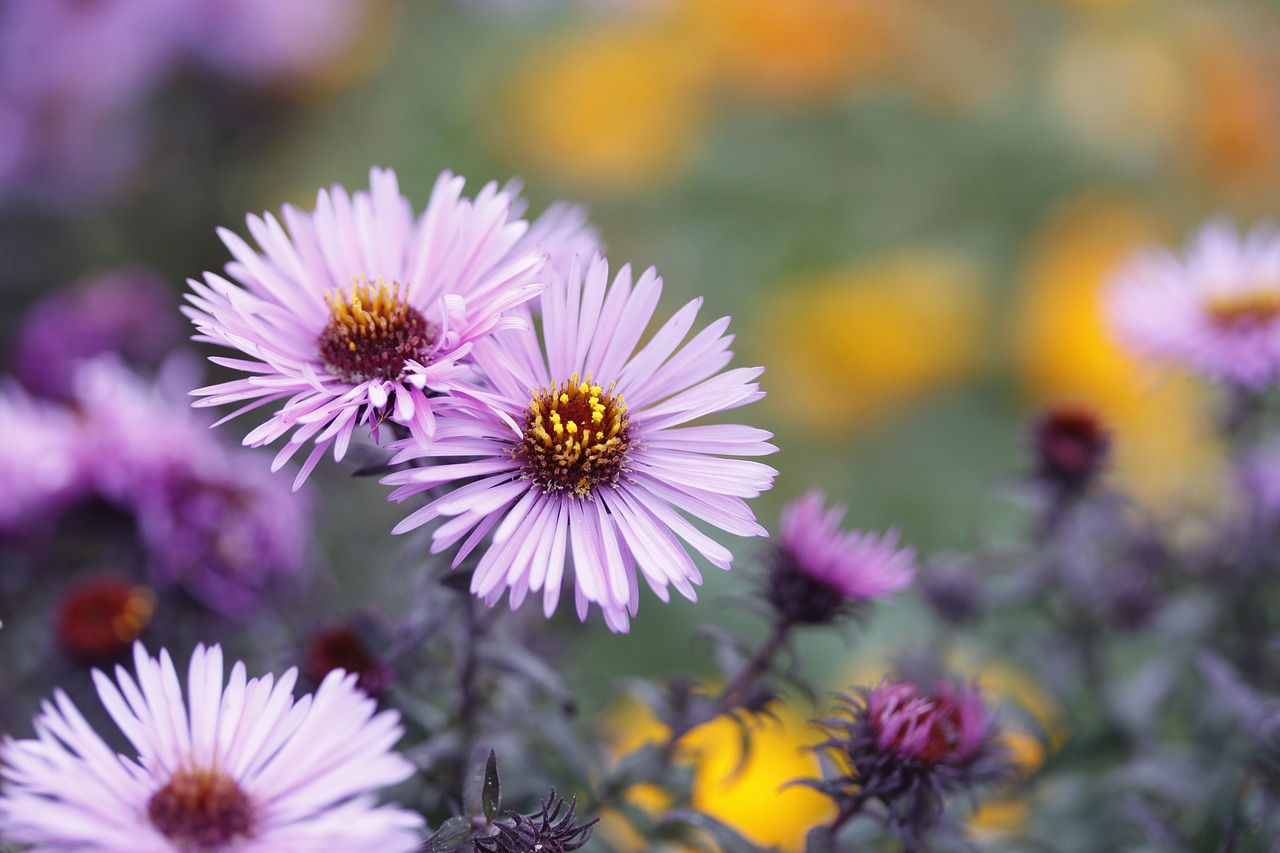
[317,279,435,384]
[517,373,631,497]
[1203,290,1280,329]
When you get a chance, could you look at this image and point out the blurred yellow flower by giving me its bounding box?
[758,251,986,436]
[1013,194,1223,511]
[1185,9,1280,204]
[680,0,895,102]
[502,26,713,190]
[598,698,835,852]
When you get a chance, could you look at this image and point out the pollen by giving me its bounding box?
[516,372,631,497]
[148,767,257,851]
[1203,290,1280,329]
[317,279,435,385]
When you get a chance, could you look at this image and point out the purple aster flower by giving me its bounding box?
[1108,219,1280,388]
[74,357,310,617]
[766,491,915,624]
[185,168,577,489]
[813,678,1009,844]
[0,642,424,851]
[383,254,777,633]
[12,267,182,399]
[0,382,87,538]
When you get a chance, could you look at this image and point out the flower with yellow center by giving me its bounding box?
[188,167,595,488]
[384,255,776,632]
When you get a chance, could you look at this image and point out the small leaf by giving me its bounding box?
[418,816,473,853]
[482,748,501,821]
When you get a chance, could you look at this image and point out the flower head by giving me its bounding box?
[814,678,1008,843]
[1031,404,1110,495]
[307,624,392,697]
[384,254,777,632]
[56,574,156,663]
[185,168,591,488]
[474,790,597,853]
[1108,220,1280,388]
[12,267,182,400]
[0,642,423,851]
[73,357,310,617]
[767,491,915,624]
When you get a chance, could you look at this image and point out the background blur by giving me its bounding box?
[2,0,1275,746]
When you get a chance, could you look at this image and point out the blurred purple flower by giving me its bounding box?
[1031,404,1110,495]
[1108,220,1280,388]
[0,643,424,851]
[73,357,310,617]
[383,254,776,633]
[0,383,88,538]
[0,0,184,204]
[186,168,588,488]
[12,268,182,399]
[767,491,915,624]
[815,678,1009,843]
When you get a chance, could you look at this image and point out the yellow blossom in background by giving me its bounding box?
[679,0,896,102]
[1184,8,1280,206]
[502,26,713,190]
[759,251,985,436]
[1013,194,1223,512]
[598,698,834,852]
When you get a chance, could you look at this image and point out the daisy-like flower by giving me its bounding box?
[0,642,423,851]
[185,167,591,488]
[767,491,915,624]
[1108,219,1280,388]
[383,255,777,633]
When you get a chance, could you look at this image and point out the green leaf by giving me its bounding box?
[418,816,473,853]
[482,748,501,822]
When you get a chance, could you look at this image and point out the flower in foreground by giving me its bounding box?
[0,643,423,851]
[384,255,777,632]
[767,490,915,624]
[186,167,589,488]
[1107,219,1280,388]
[812,678,1009,844]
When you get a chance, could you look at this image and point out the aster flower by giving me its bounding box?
[307,624,393,697]
[12,267,181,400]
[813,678,1008,843]
[0,642,424,851]
[74,357,310,617]
[1108,219,1280,388]
[767,491,915,624]
[383,254,777,632]
[185,167,575,488]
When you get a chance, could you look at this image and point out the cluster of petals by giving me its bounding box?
[1108,220,1280,388]
[0,642,423,852]
[383,254,778,632]
[778,490,915,602]
[186,167,593,489]
[74,356,310,616]
[868,678,987,767]
[0,382,87,536]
